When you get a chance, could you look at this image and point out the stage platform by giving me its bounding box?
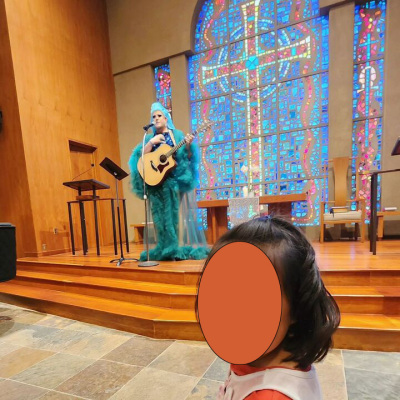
[0,241,399,351]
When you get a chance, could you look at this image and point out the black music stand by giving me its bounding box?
[100,157,138,266]
[391,137,400,156]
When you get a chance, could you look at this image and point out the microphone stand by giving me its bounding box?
[138,126,159,267]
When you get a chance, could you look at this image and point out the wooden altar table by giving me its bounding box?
[197,193,307,244]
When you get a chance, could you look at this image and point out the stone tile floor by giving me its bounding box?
[0,303,399,399]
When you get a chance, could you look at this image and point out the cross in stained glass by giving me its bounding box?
[201,0,311,189]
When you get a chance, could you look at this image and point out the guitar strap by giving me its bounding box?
[168,129,177,146]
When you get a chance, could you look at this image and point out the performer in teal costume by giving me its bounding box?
[128,102,210,261]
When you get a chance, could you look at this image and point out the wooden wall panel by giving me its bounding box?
[3,0,122,256]
[0,0,36,258]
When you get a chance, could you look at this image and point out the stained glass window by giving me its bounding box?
[154,64,172,114]
[190,0,329,226]
[352,0,386,219]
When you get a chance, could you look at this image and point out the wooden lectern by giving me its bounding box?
[368,138,400,254]
[63,179,109,255]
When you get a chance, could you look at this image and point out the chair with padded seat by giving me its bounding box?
[320,157,366,243]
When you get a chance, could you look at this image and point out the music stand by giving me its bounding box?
[391,137,400,156]
[100,157,138,266]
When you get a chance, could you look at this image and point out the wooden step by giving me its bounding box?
[327,286,400,315]
[0,283,203,341]
[12,270,197,309]
[17,260,200,285]
[334,313,400,352]
[18,260,399,287]
[1,282,399,350]
[320,269,400,286]
[4,242,398,351]
[13,270,400,315]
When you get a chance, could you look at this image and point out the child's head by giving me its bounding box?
[199,215,340,369]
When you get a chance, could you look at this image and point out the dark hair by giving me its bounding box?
[197,215,340,369]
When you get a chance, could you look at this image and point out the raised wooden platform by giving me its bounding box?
[0,241,399,351]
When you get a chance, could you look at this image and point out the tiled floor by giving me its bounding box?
[0,303,399,400]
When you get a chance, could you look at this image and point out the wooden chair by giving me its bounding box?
[377,210,400,240]
[320,157,366,243]
[130,222,154,243]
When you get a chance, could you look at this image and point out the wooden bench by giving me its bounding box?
[130,223,153,243]
[377,211,400,240]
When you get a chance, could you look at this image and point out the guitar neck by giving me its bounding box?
[165,130,198,158]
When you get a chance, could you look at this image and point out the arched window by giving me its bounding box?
[189,0,329,226]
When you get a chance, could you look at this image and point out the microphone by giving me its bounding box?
[72,163,95,181]
[143,123,154,131]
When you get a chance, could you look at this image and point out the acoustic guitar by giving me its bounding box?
[137,121,212,186]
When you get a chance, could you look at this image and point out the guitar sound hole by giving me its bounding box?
[160,155,167,163]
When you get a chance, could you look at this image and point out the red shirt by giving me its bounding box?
[230,364,311,400]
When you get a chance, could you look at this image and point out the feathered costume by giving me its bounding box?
[128,103,210,261]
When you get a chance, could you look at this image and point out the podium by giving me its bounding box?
[63,179,109,196]
[63,179,110,255]
[391,137,400,156]
[369,139,400,254]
